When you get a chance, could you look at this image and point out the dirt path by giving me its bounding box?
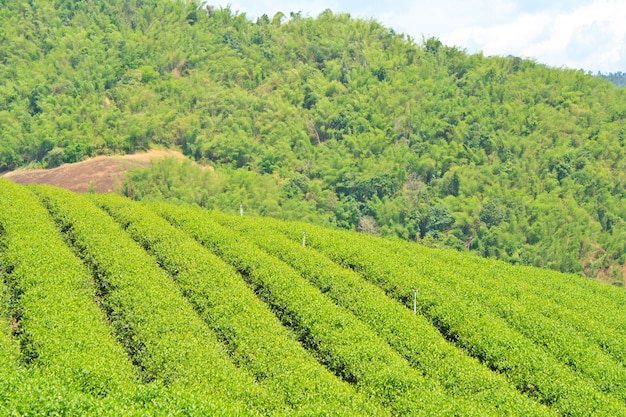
[2,150,185,193]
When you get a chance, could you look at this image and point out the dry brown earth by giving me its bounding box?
[2,150,185,193]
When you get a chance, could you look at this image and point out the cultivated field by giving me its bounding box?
[1,179,626,416]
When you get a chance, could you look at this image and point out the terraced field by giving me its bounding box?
[1,179,626,416]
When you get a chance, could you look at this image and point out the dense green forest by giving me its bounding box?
[599,72,626,88]
[2,0,626,283]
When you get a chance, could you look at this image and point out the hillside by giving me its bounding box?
[2,149,185,192]
[1,1,626,282]
[3,179,626,415]
[599,72,626,87]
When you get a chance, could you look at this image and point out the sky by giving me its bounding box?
[215,0,626,73]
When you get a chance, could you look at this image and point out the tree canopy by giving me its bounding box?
[2,0,626,283]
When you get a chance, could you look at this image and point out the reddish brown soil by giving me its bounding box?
[2,150,185,193]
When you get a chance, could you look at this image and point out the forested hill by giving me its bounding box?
[2,1,626,283]
[599,72,626,87]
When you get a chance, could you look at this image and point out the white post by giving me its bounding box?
[302,231,306,247]
[239,203,243,217]
[413,289,417,315]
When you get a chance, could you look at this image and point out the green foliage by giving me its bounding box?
[3,183,626,415]
[270,218,626,416]
[0,180,137,396]
[33,184,280,416]
[208,210,556,417]
[480,199,507,228]
[0,180,262,415]
[2,0,626,281]
[154,203,475,417]
[93,193,386,417]
[598,71,626,87]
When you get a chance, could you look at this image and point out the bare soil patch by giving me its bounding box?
[2,150,185,193]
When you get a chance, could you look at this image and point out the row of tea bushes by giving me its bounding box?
[94,194,387,417]
[34,186,278,416]
[156,203,483,417]
[209,210,556,417]
[268,218,626,417]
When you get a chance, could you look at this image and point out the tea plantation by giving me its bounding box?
[1,179,625,416]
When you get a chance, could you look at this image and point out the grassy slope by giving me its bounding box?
[1,180,625,416]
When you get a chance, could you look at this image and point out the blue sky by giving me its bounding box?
[215,0,626,73]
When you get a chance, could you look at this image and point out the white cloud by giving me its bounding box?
[439,0,626,72]
[378,0,519,40]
